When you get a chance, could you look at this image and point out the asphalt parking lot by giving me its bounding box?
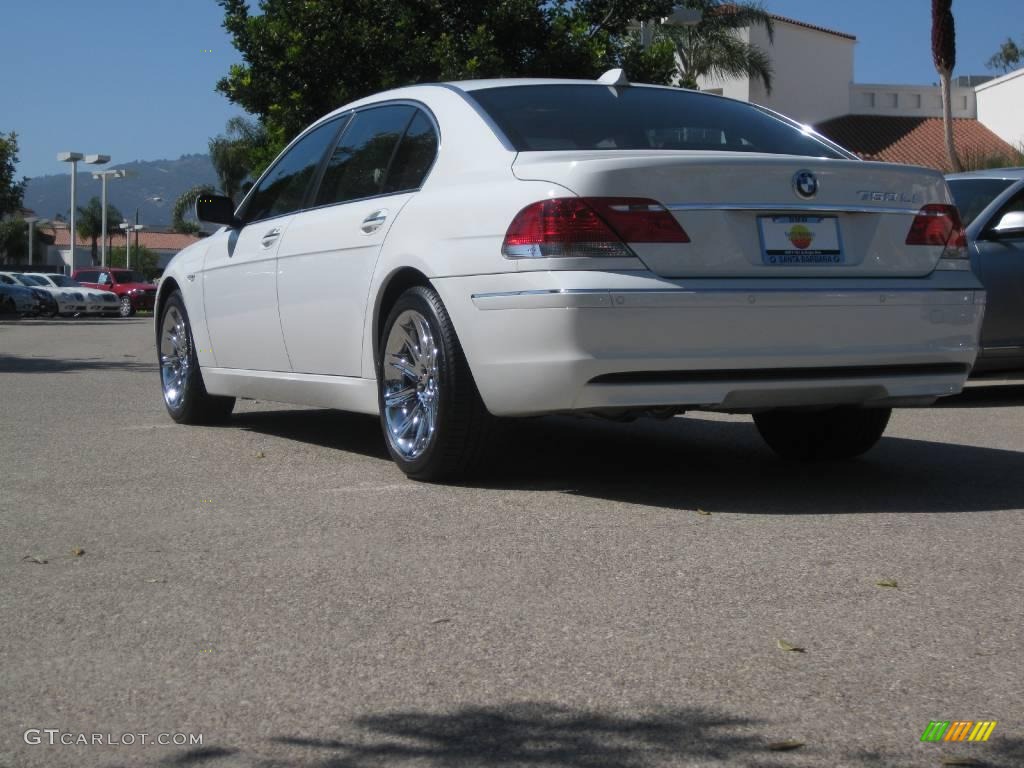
[1,317,1022,768]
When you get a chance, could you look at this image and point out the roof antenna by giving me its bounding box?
[597,68,630,87]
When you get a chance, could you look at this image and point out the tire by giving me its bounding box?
[119,296,135,317]
[754,406,892,462]
[158,291,235,424]
[378,285,493,481]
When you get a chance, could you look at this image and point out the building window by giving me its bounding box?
[863,92,876,108]
[913,94,922,108]
[884,93,898,108]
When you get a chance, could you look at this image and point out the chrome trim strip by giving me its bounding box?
[664,203,921,215]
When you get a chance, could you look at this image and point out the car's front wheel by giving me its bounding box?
[119,296,135,317]
[754,406,892,461]
[378,286,492,481]
[158,291,234,424]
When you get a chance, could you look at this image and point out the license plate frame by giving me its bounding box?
[758,215,845,265]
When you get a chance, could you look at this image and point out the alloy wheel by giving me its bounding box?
[159,305,191,410]
[120,296,133,317]
[382,309,440,460]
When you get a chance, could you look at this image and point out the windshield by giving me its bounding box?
[16,274,46,286]
[469,85,848,158]
[46,274,82,288]
[113,270,146,284]
[947,178,1016,226]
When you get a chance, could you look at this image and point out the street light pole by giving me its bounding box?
[24,216,38,265]
[91,168,124,268]
[57,152,83,274]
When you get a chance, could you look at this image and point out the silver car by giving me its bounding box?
[947,168,1024,373]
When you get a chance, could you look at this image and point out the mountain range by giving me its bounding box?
[23,154,218,228]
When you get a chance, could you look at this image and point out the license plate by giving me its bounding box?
[758,215,844,265]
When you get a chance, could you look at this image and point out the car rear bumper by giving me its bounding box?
[433,271,985,416]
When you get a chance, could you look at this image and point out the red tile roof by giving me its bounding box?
[50,227,203,252]
[814,116,1020,172]
[716,5,856,41]
[768,12,856,41]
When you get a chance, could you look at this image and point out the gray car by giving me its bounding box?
[946,168,1024,372]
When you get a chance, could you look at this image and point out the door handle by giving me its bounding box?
[261,227,282,248]
[361,210,388,234]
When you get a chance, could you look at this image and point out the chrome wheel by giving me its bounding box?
[382,309,439,460]
[120,296,133,317]
[160,305,191,410]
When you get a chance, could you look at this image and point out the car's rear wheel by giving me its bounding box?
[159,291,234,424]
[754,406,892,461]
[378,286,492,481]
[119,296,135,317]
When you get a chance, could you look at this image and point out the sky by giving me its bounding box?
[1,0,1019,179]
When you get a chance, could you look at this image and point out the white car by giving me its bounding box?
[156,74,984,480]
[28,273,120,317]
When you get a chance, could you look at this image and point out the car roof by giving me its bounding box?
[946,167,1024,181]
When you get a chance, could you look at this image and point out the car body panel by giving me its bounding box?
[157,79,983,420]
[947,169,1024,371]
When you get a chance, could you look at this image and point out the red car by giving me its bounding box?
[73,268,157,317]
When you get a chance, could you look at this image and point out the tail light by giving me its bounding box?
[502,197,689,259]
[906,204,967,257]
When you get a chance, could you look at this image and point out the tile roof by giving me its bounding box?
[814,116,1020,172]
[767,12,856,41]
[50,227,203,252]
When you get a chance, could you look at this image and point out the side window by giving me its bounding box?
[383,111,439,194]
[97,272,110,284]
[315,105,414,206]
[243,118,342,223]
[78,270,98,282]
[0,275,14,284]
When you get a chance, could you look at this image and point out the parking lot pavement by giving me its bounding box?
[1,317,1022,768]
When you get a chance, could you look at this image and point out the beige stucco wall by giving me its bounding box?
[698,19,855,125]
[976,68,1024,149]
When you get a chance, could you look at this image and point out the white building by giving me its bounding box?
[696,10,1023,170]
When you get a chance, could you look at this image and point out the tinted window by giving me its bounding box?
[315,106,414,206]
[470,85,846,158]
[383,111,439,194]
[112,271,145,284]
[77,270,99,282]
[948,179,1016,226]
[0,275,14,285]
[244,119,342,222]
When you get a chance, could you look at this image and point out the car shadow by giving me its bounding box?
[230,407,1024,514]
[0,353,156,374]
[937,383,1024,408]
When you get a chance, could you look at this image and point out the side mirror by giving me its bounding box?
[196,195,238,228]
[988,210,1024,239]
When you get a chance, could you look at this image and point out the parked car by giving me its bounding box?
[72,268,157,317]
[156,74,983,480]
[26,273,118,317]
[945,168,1024,372]
[0,273,59,316]
[0,278,39,316]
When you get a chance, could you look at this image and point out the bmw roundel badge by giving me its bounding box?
[793,169,818,199]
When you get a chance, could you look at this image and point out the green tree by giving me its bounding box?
[209,117,266,201]
[216,0,678,170]
[932,0,962,173]
[986,36,1022,74]
[172,184,217,234]
[643,0,774,92]
[107,244,159,279]
[75,196,124,265]
[0,131,27,219]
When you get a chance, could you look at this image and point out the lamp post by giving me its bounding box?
[58,152,109,273]
[56,152,83,273]
[91,168,125,268]
[24,216,38,265]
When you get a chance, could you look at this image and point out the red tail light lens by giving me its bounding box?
[906,204,967,249]
[502,197,689,259]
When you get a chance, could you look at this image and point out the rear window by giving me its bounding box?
[947,178,1016,226]
[469,85,846,158]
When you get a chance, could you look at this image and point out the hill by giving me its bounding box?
[24,154,218,228]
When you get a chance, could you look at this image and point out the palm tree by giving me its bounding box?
[172,184,216,235]
[932,0,962,172]
[644,0,775,93]
[208,117,266,202]
[75,196,124,264]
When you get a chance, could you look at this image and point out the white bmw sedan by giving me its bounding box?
[157,75,984,480]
